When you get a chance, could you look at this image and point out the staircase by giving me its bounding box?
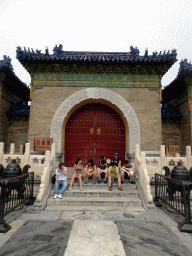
[46,168,143,211]
[33,175,41,197]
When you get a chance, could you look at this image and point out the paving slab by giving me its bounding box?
[116,220,192,256]
[0,220,25,247]
[1,202,192,255]
[16,210,63,220]
[0,220,73,256]
[3,205,28,224]
[60,210,144,221]
[64,220,126,256]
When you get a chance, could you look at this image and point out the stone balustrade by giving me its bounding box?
[36,144,55,202]
[135,144,153,203]
[145,145,192,178]
[134,144,192,204]
[0,142,56,202]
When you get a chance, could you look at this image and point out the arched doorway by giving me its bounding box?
[50,88,140,162]
[65,103,125,166]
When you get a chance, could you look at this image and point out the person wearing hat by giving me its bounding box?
[112,153,121,170]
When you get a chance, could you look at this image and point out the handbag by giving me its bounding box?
[51,174,56,184]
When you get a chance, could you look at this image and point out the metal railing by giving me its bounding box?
[0,172,34,233]
[154,173,192,232]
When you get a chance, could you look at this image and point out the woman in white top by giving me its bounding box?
[84,159,97,184]
[54,162,67,199]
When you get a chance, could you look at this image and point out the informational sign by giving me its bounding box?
[34,138,53,152]
[168,145,180,154]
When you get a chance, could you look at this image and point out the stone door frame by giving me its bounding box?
[50,88,140,155]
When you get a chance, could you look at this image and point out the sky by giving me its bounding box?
[0,0,192,88]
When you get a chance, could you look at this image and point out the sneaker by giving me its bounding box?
[98,180,101,184]
[53,194,57,199]
[121,180,124,184]
[84,180,89,184]
[58,194,63,199]
[118,186,123,191]
[93,180,96,184]
[104,180,107,184]
[109,186,112,191]
[130,181,134,184]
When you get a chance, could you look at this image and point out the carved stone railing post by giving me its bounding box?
[0,142,4,164]
[186,146,192,170]
[19,145,24,155]
[160,145,166,174]
[24,143,30,166]
[45,150,51,167]
[10,143,15,155]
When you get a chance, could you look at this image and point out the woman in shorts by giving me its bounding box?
[68,158,84,191]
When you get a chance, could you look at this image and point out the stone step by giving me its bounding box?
[62,177,132,182]
[45,205,145,211]
[50,188,139,197]
[52,183,137,190]
[47,196,142,207]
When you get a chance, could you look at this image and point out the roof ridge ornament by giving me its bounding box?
[0,55,12,70]
[152,51,157,57]
[53,44,64,55]
[130,46,140,56]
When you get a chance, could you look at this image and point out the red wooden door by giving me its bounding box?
[65,103,125,166]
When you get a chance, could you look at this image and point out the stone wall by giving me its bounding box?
[179,100,191,154]
[0,97,10,152]
[162,127,180,147]
[28,86,161,152]
[162,87,191,155]
[110,88,161,151]
[8,126,29,153]
[0,81,29,152]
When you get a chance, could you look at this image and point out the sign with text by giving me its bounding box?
[34,138,53,152]
[168,145,180,154]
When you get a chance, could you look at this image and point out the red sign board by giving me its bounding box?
[34,138,53,152]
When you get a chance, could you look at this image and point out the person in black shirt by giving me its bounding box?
[112,152,121,169]
[97,159,108,184]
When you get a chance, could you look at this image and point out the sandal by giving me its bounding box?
[68,187,72,191]
[80,187,83,191]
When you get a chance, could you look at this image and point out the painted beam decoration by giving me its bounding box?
[34,138,53,152]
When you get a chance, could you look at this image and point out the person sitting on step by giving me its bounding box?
[121,160,134,184]
[68,158,84,191]
[97,159,108,184]
[53,162,67,199]
[108,162,123,191]
[100,155,106,164]
[84,159,97,184]
[112,152,121,170]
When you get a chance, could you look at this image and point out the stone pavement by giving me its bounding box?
[1,205,192,256]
